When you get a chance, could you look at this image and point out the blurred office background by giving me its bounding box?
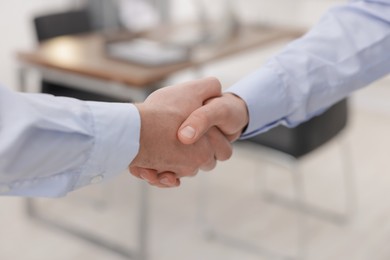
[1,0,390,260]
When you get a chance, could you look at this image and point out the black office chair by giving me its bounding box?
[248,99,348,158]
[33,9,127,102]
[200,98,356,259]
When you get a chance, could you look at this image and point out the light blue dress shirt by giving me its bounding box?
[0,86,140,197]
[228,0,390,138]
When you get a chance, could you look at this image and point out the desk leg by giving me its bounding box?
[24,185,150,260]
[24,197,139,259]
[25,198,37,217]
[18,66,28,93]
[137,182,150,260]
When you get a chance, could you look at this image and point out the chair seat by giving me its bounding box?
[245,99,348,158]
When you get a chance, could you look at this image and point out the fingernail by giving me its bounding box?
[160,178,172,186]
[180,126,196,139]
[140,173,150,182]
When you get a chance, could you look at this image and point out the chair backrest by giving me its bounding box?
[245,99,348,158]
[33,9,92,42]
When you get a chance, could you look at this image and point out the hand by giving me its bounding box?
[129,78,233,187]
[143,92,249,188]
[178,93,249,144]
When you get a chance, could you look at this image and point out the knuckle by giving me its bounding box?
[218,101,230,122]
[201,151,217,171]
[208,76,221,88]
[200,160,217,171]
[182,168,198,177]
[200,77,221,95]
[176,166,197,178]
[192,111,210,128]
[204,158,214,168]
[202,150,214,164]
[219,147,233,161]
[129,168,141,178]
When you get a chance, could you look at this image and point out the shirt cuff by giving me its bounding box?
[226,60,290,139]
[73,102,140,190]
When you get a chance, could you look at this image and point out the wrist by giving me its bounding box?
[132,103,150,166]
[224,93,249,135]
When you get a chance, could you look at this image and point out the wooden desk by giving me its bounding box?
[17,24,303,101]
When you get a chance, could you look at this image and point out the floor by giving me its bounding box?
[2,28,390,260]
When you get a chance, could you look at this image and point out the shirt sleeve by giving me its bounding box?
[0,85,140,197]
[227,0,390,138]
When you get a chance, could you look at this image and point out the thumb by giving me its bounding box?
[178,101,222,145]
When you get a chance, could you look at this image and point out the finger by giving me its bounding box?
[130,167,179,188]
[129,166,160,184]
[152,177,180,188]
[178,100,225,145]
[157,172,180,187]
[175,168,199,178]
[226,133,241,142]
[207,127,233,161]
[199,158,217,171]
[150,182,176,188]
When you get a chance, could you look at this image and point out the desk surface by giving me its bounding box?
[17,25,303,87]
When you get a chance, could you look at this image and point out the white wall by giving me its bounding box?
[0,0,344,90]
[166,0,345,86]
[0,0,80,90]
[169,0,344,27]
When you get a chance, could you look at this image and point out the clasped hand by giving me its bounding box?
[129,77,248,188]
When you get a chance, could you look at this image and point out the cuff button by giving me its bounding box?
[90,175,104,184]
[0,185,11,193]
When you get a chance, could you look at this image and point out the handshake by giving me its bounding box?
[129,77,249,188]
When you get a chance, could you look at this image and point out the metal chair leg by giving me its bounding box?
[337,137,357,220]
[197,172,303,260]
[198,137,356,259]
[197,173,214,240]
[137,182,150,260]
[261,136,356,225]
[261,158,308,259]
[291,162,308,260]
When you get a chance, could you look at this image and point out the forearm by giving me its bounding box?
[0,86,140,197]
[228,0,390,138]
